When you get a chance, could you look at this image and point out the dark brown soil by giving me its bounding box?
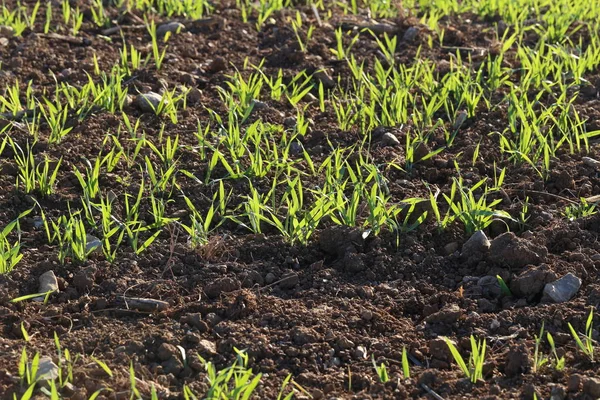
[1,1,600,399]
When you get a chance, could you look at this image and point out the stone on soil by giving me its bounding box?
[197,339,217,356]
[444,241,459,255]
[0,25,14,38]
[354,346,368,359]
[135,92,163,113]
[461,230,490,258]
[543,273,581,303]
[582,156,600,169]
[381,132,400,147]
[36,271,59,301]
[33,357,59,381]
[86,234,102,254]
[477,275,502,299]
[402,26,419,42]
[157,21,185,37]
[583,377,600,398]
[279,271,299,289]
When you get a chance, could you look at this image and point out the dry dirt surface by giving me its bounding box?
[1,0,600,399]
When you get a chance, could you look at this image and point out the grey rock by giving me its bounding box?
[0,25,14,38]
[283,117,297,129]
[204,312,222,327]
[61,382,76,397]
[289,141,303,155]
[157,22,185,37]
[187,88,202,104]
[543,273,581,303]
[265,272,276,284]
[381,132,400,147]
[337,337,354,350]
[279,272,299,289]
[477,275,502,299]
[402,26,419,42]
[452,110,468,131]
[583,377,600,398]
[313,70,336,89]
[86,234,102,254]
[36,271,59,301]
[34,357,59,381]
[550,385,566,400]
[250,99,268,111]
[33,216,44,228]
[354,345,368,360]
[582,156,600,169]
[135,92,163,113]
[489,232,547,268]
[303,92,317,102]
[197,339,217,356]
[444,242,459,255]
[461,230,490,258]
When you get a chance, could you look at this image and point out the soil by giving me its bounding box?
[1,1,600,399]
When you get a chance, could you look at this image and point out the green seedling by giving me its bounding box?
[402,346,410,379]
[563,199,597,221]
[372,355,389,383]
[532,323,549,373]
[546,332,565,371]
[496,275,512,297]
[444,336,487,383]
[568,308,595,362]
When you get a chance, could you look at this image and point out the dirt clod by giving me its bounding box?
[583,377,600,398]
[489,232,547,268]
[73,266,96,292]
[204,277,241,298]
[504,344,530,377]
[425,304,462,325]
[510,265,554,298]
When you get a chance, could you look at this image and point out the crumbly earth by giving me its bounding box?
[1,1,600,399]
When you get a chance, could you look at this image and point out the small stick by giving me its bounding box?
[118,297,169,312]
[421,383,446,400]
